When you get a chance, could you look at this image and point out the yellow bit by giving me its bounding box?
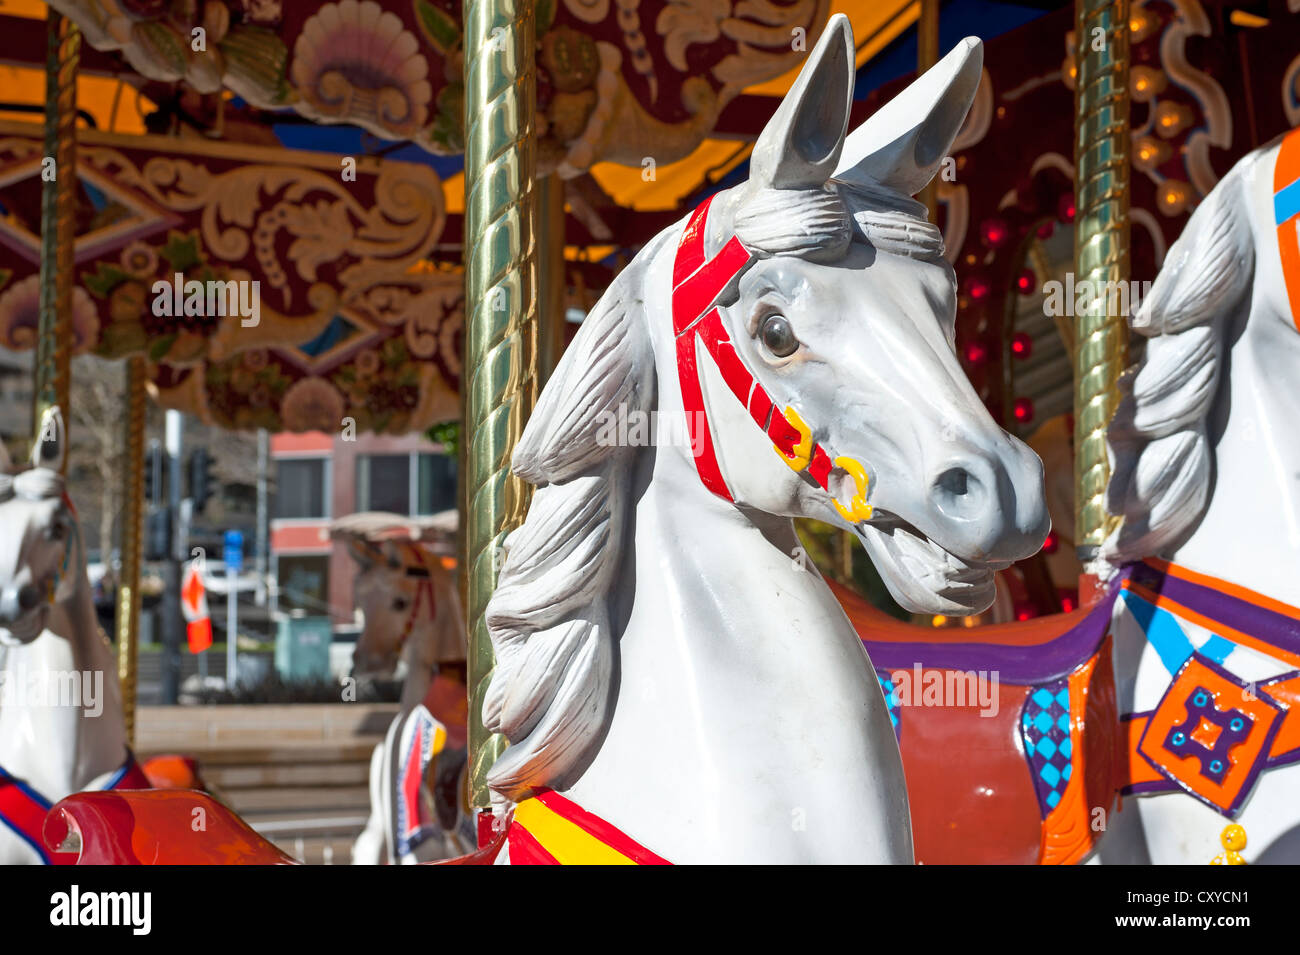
[832,456,874,524]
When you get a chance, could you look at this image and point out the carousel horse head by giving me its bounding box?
[484,17,1049,806]
[506,15,1048,615]
[337,513,463,680]
[0,407,80,647]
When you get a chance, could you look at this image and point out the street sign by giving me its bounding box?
[224,529,244,572]
[223,529,244,689]
[180,559,212,654]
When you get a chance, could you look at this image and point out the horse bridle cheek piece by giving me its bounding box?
[670,196,873,523]
[47,491,77,606]
[396,542,437,652]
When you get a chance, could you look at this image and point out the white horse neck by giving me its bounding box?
[0,575,126,799]
[559,276,911,863]
[1171,151,1300,608]
[397,571,462,715]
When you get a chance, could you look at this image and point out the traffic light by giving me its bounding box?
[144,442,164,506]
[188,447,217,513]
[144,506,171,561]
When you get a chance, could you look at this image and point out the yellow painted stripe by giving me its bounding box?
[512,798,636,865]
[431,723,447,760]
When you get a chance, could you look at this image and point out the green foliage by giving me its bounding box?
[413,0,460,53]
[427,419,460,455]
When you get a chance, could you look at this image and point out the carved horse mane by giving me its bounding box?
[1104,159,1254,564]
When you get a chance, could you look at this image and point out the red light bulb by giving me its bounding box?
[1011,332,1033,358]
[1013,396,1035,423]
[980,218,1009,248]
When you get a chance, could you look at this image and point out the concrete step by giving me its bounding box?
[227,785,371,813]
[200,760,370,789]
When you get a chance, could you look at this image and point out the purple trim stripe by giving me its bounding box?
[1128,564,1300,665]
[862,587,1119,684]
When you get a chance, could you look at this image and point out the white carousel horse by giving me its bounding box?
[332,513,473,864]
[480,17,1048,864]
[1095,126,1300,864]
[0,407,148,864]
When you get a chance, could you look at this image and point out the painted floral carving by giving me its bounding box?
[0,125,459,435]
[280,377,347,433]
[0,275,99,356]
[291,0,433,140]
[48,0,829,171]
[656,0,730,72]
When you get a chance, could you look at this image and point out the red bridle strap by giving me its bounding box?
[670,197,847,508]
[395,542,438,652]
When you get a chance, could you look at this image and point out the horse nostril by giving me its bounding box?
[935,467,969,498]
[17,584,41,611]
[930,462,992,521]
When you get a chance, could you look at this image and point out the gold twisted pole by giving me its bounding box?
[917,0,940,223]
[1072,0,1130,560]
[35,11,79,445]
[115,358,147,746]
[463,0,540,809]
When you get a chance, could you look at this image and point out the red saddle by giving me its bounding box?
[834,579,1119,864]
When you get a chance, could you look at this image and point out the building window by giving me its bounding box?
[277,554,331,614]
[417,453,457,515]
[355,452,457,516]
[275,458,328,519]
[357,454,410,514]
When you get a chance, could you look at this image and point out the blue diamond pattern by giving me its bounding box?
[877,672,902,743]
[1021,676,1074,819]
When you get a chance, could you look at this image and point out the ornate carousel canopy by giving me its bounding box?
[0,0,875,433]
[0,123,461,433]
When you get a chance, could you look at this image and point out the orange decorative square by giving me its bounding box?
[1191,717,1221,749]
[1138,655,1284,816]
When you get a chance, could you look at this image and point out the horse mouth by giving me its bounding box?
[854,510,1007,614]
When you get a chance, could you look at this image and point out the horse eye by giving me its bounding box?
[759,314,799,358]
[392,597,408,611]
[48,521,66,540]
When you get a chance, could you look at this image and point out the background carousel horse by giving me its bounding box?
[854,127,1300,865]
[331,512,473,864]
[1097,125,1300,865]
[0,408,150,864]
[478,17,1047,865]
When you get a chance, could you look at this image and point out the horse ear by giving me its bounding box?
[833,37,983,198]
[31,406,65,471]
[344,537,375,571]
[380,540,403,570]
[749,13,855,191]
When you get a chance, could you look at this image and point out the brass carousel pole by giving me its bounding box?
[462,0,540,810]
[116,360,147,745]
[34,10,79,438]
[1072,0,1130,576]
[537,175,567,389]
[917,0,941,223]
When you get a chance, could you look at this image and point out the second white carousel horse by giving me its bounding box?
[1097,125,1300,864]
[0,408,148,864]
[480,17,1048,864]
[334,514,472,863]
